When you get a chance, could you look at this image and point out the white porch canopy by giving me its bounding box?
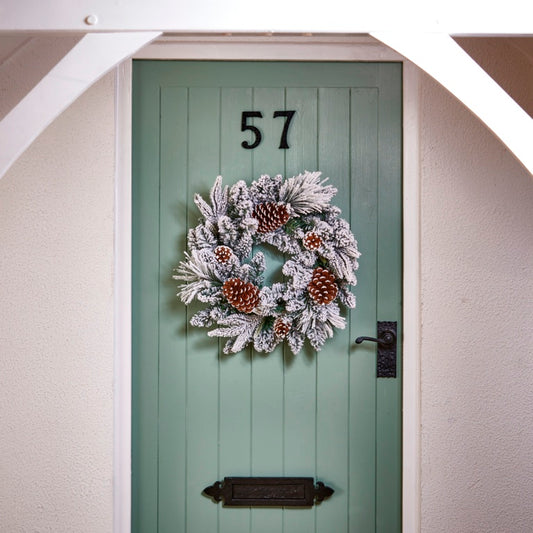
[0,1,531,176]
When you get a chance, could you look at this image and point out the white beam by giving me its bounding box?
[0,31,160,179]
[372,32,533,175]
[0,0,532,34]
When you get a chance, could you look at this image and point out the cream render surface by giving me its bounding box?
[0,73,116,532]
[1,38,532,533]
[419,38,533,533]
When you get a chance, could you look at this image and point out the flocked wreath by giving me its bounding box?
[174,171,360,355]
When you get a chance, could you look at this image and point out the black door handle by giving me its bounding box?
[355,330,396,347]
[355,321,397,378]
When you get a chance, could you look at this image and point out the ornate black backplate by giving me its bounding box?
[377,321,397,378]
[203,477,334,507]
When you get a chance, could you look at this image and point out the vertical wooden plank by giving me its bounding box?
[285,87,318,178]
[376,63,403,533]
[185,87,221,533]
[316,87,351,533]
[283,87,318,533]
[221,88,253,182]
[250,86,285,533]
[251,87,286,178]
[158,87,189,533]
[349,88,379,532]
[218,87,253,533]
[131,62,160,533]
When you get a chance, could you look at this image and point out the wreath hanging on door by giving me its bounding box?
[174,172,360,354]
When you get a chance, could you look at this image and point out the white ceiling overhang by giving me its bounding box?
[1,0,531,34]
[0,0,531,177]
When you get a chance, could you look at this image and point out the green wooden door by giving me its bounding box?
[132,61,402,533]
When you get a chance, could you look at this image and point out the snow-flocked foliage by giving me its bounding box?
[174,171,360,354]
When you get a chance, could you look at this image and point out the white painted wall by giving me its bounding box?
[0,73,115,532]
[0,38,531,532]
[419,38,533,533]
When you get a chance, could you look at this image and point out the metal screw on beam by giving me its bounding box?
[84,14,98,25]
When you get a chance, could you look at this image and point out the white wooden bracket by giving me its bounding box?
[0,31,161,179]
[371,32,533,175]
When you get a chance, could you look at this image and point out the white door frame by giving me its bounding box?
[115,35,421,533]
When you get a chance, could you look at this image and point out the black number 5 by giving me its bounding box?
[241,111,263,149]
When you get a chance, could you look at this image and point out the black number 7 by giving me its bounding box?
[273,110,296,149]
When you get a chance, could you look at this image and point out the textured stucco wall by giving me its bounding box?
[419,39,533,533]
[0,73,115,532]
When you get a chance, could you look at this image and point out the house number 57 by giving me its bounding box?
[241,110,296,150]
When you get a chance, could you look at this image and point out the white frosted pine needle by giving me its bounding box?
[173,250,217,282]
[279,171,337,215]
[208,314,262,353]
[174,250,221,304]
[209,175,229,217]
[193,176,228,220]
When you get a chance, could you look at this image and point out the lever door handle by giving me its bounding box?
[355,321,397,378]
[355,330,396,347]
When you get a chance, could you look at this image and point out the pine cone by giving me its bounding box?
[308,267,338,305]
[214,245,232,264]
[273,317,291,339]
[222,278,260,313]
[252,202,290,233]
[303,231,322,251]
